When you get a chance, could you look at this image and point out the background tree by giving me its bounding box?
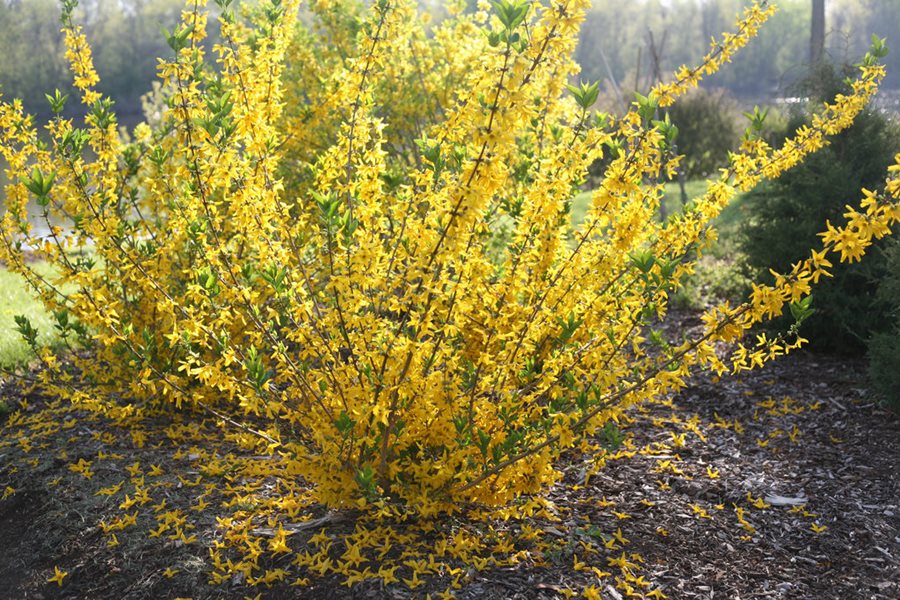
[811,0,826,65]
[1,0,898,119]
[0,0,208,122]
[575,0,899,102]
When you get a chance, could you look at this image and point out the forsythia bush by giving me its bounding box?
[1,0,898,517]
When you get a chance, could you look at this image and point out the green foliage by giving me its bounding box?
[1,0,899,126]
[741,63,900,354]
[667,89,740,179]
[597,421,624,451]
[868,238,900,409]
[672,253,751,310]
[868,327,900,410]
[0,0,68,116]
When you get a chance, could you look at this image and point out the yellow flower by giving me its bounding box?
[689,504,711,519]
[48,566,68,586]
[582,585,602,600]
[402,570,424,589]
[746,492,771,510]
[269,527,293,555]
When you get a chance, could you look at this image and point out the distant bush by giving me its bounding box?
[741,63,900,354]
[588,89,740,193]
[672,254,751,310]
[667,88,741,179]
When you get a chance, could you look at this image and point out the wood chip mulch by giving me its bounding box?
[0,326,897,599]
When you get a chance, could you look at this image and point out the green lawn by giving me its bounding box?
[571,179,743,230]
[0,263,60,366]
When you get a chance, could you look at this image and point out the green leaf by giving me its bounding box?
[45,89,69,114]
[491,0,530,32]
[556,311,583,343]
[566,80,600,110]
[14,315,38,344]
[476,429,491,456]
[628,249,656,273]
[335,411,355,436]
[354,466,376,493]
[652,113,678,147]
[196,268,220,296]
[789,295,815,323]
[634,92,659,122]
[870,34,889,59]
[53,309,70,334]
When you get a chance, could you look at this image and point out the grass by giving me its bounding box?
[0,263,60,366]
[571,179,741,229]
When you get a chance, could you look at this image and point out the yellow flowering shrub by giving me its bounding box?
[1,0,898,518]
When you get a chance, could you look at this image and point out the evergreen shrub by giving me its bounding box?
[741,62,900,354]
[868,238,900,408]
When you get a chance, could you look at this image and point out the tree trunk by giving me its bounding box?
[811,0,825,66]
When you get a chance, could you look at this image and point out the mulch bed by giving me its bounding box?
[1,320,897,599]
